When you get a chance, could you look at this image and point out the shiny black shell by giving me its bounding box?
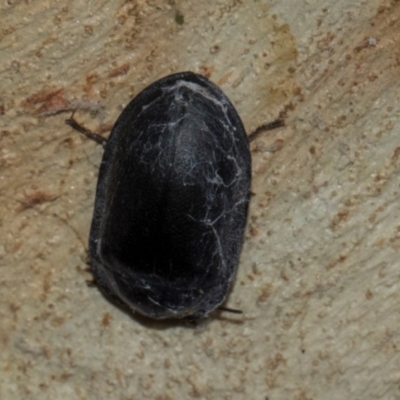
[89,72,251,319]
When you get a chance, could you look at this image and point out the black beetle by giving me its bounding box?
[68,72,282,319]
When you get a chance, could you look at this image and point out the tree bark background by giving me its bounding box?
[1,1,400,399]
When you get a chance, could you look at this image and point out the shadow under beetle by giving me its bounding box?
[67,72,283,320]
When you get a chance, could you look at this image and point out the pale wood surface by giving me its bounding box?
[1,1,399,399]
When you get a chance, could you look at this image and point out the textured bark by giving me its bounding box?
[1,1,399,399]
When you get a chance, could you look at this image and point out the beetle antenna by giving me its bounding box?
[66,114,108,146]
[248,118,284,142]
